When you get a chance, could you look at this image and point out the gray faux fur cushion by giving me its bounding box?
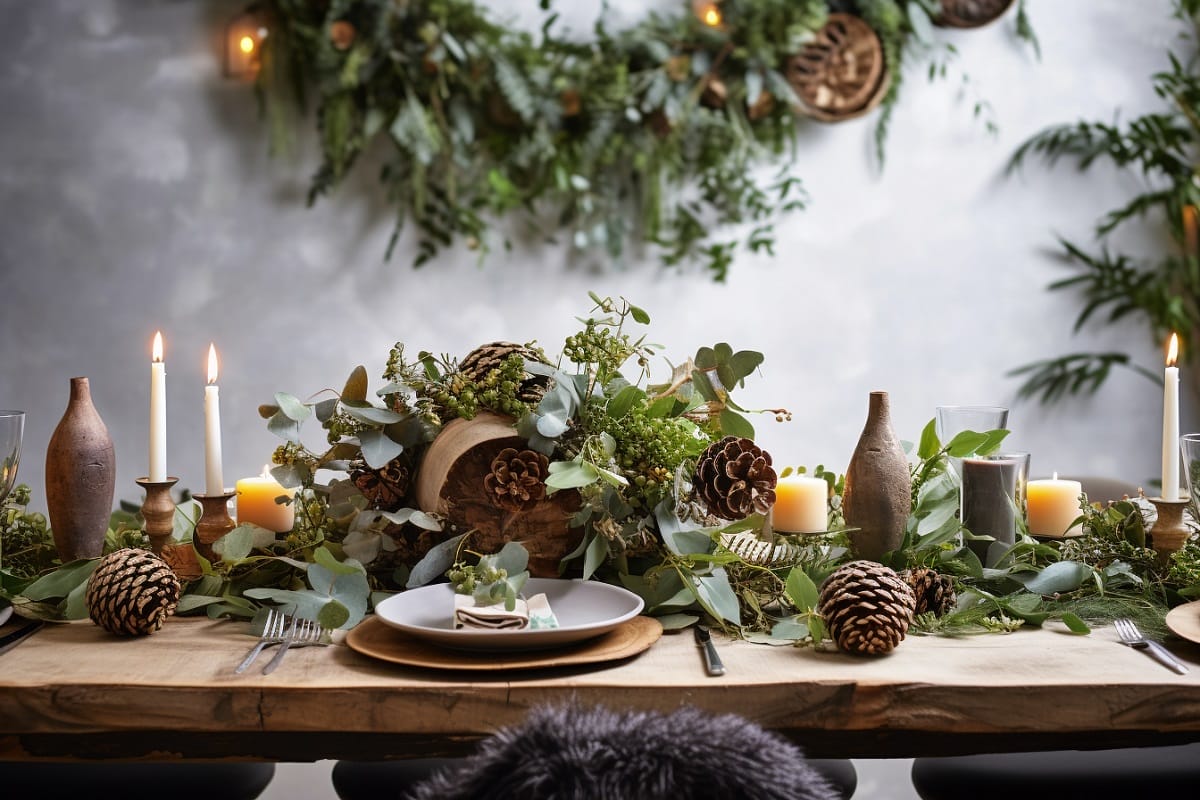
[405,704,840,800]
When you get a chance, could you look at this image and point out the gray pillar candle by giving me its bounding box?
[961,456,1020,566]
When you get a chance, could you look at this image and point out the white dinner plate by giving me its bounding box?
[374,578,645,652]
[0,600,11,627]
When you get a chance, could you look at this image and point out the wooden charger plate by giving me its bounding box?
[347,614,663,672]
[1165,600,1200,645]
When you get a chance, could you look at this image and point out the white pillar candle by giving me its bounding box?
[1163,333,1181,500]
[149,331,167,482]
[772,475,828,533]
[204,344,224,495]
[1026,474,1083,537]
[236,468,296,532]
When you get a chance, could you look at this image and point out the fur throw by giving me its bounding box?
[405,704,839,800]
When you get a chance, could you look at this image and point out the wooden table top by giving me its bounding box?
[2,615,1200,761]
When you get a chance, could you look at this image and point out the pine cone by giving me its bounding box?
[818,560,916,656]
[693,436,778,520]
[459,341,552,404]
[903,567,957,617]
[351,455,412,511]
[483,447,549,512]
[86,548,181,636]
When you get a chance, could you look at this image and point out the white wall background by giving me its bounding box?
[0,0,1185,509]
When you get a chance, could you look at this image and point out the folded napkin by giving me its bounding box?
[453,592,560,630]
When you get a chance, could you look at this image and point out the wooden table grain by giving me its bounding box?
[2,616,1199,761]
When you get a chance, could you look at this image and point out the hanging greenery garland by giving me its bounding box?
[252,0,1034,278]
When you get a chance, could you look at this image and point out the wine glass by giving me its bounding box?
[0,410,23,624]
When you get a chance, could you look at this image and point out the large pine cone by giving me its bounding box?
[903,567,957,617]
[351,455,412,511]
[693,436,778,520]
[818,560,916,656]
[459,341,552,404]
[86,548,181,636]
[483,448,549,512]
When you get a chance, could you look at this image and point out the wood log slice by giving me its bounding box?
[937,0,1015,29]
[786,13,889,123]
[414,413,582,577]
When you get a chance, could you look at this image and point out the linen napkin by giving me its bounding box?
[453,592,560,630]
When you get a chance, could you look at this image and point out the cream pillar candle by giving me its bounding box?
[1026,474,1083,537]
[1163,333,1181,500]
[204,344,224,495]
[236,468,296,532]
[149,331,167,482]
[772,475,828,533]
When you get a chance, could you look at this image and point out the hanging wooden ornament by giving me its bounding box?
[936,0,1015,29]
[785,13,889,123]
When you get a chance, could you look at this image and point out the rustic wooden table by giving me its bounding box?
[2,616,1199,761]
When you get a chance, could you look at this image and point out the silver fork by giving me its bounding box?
[1113,618,1189,675]
[234,608,287,674]
[261,617,326,675]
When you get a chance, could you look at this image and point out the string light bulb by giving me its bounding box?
[692,1,724,29]
[225,6,268,80]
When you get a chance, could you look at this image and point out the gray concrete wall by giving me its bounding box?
[0,0,1183,509]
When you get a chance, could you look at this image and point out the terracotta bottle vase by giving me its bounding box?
[45,377,116,561]
[842,391,912,562]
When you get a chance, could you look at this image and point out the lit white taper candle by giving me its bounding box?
[149,331,167,482]
[204,343,224,495]
[1163,333,1181,500]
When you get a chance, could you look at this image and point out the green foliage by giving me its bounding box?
[1009,2,1200,402]
[256,0,1015,277]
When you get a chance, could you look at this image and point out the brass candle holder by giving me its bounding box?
[1148,496,1191,562]
[194,491,237,562]
[136,477,179,555]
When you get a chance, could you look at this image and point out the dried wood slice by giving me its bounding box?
[937,0,1015,28]
[414,412,582,577]
[786,13,889,123]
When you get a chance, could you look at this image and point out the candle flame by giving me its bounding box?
[261,464,274,479]
[1052,471,1058,480]
[1167,332,1180,367]
[207,343,219,385]
[239,34,256,54]
[703,6,722,26]
[152,331,163,363]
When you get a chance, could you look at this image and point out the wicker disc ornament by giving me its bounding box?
[786,13,889,122]
[937,0,1015,29]
[86,548,181,636]
[818,560,916,655]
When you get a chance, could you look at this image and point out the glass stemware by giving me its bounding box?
[0,410,24,505]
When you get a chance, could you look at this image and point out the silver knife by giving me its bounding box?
[694,624,725,677]
[0,620,44,656]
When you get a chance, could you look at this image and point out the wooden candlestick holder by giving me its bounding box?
[136,477,178,555]
[194,491,237,562]
[1148,496,1191,562]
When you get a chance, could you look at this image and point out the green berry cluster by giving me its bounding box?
[473,353,537,418]
[1,485,57,580]
[563,321,643,375]
[447,561,509,594]
[324,409,369,445]
[272,442,320,473]
[590,403,706,508]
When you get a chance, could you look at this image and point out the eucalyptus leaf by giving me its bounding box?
[213,525,255,562]
[784,568,819,612]
[1059,612,1090,634]
[545,460,600,490]
[359,428,405,469]
[654,612,699,630]
[583,532,609,579]
[607,385,644,419]
[63,578,91,620]
[21,559,99,601]
[693,568,740,625]
[917,418,940,460]
[407,533,466,587]
[341,403,405,426]
[342,365,369,403]
[267,410,302,444]
[719,408,755,439]
[1014,561,1092,595]
[318,599,351,630]
[728,350,763,381]
[770,616,810,640]
[274,392,312,422]
[491,541,530,576]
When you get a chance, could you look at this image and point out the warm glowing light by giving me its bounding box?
[239,35,256,54]
[1168,332,1180,367]
[1052,471,1058,480]
[207,344,219,385]
[152,331,164,363]
[703,6,722,26]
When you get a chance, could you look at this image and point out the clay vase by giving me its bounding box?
[45,377,116,561]
[842,391,911,562]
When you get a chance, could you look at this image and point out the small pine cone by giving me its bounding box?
[903,567,957,617]
[459,341,553,404]
[86,548,181,636]
[483,447,549,512]
[351,456,412,511]
[693,436,778,520]
[818,560,916,656]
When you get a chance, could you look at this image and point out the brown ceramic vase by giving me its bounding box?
[45,377,116,561]
[842,391,911,562]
